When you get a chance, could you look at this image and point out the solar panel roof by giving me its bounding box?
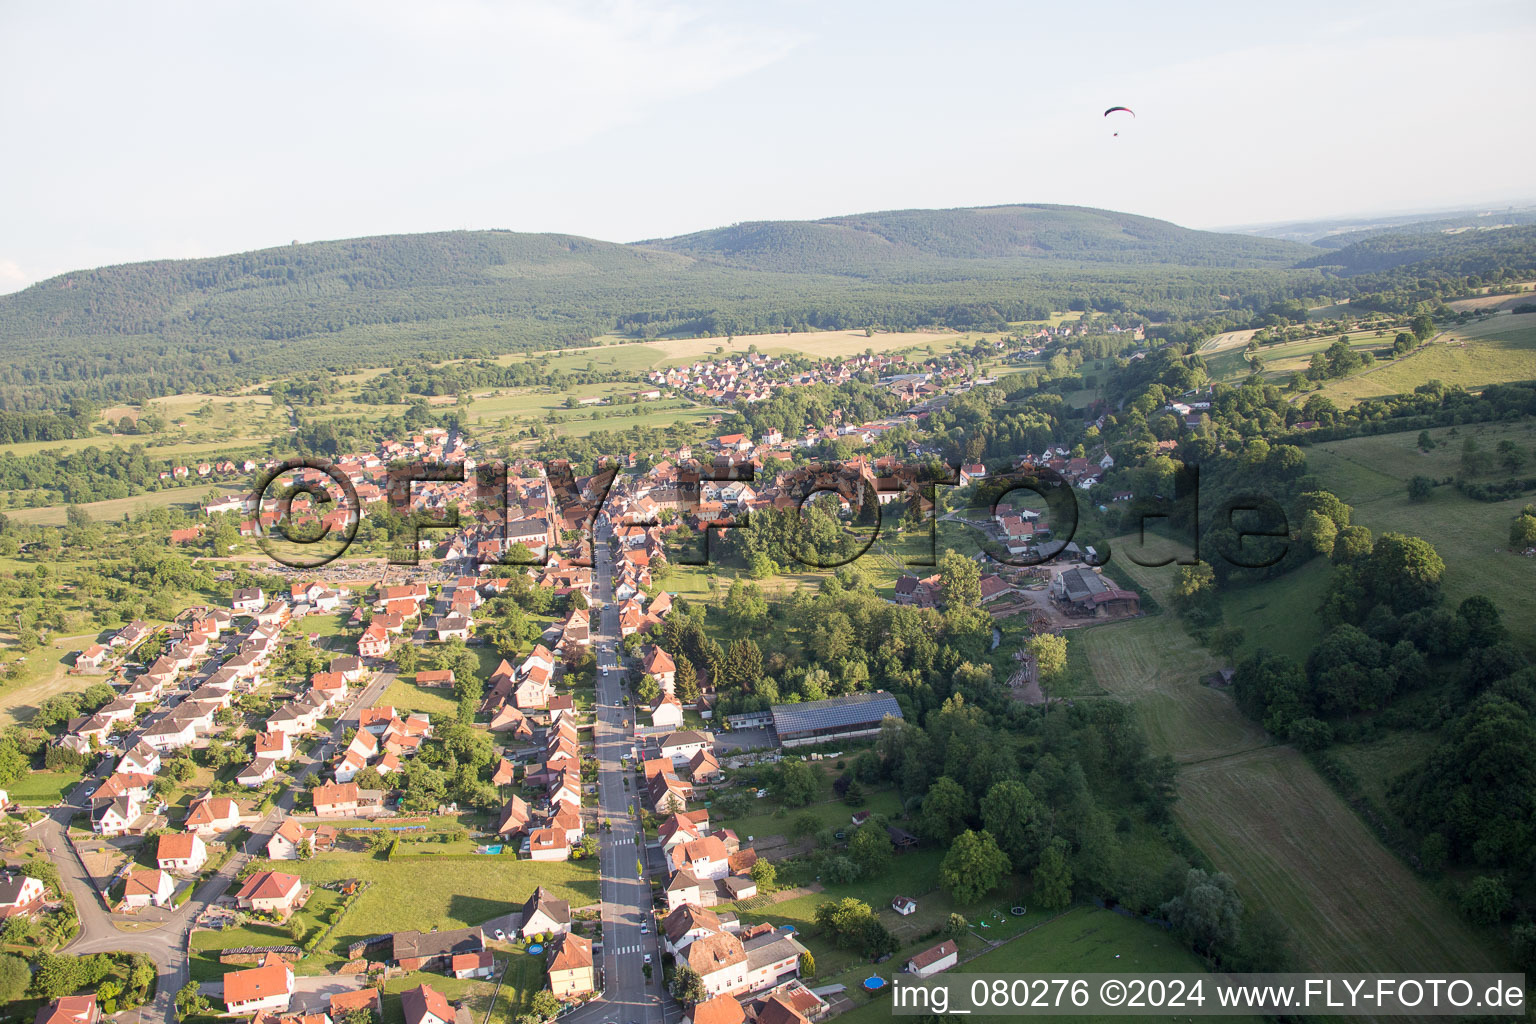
[771,691,902,735]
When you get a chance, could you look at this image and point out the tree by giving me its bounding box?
[1172,561,1215,610]
[1032,838,1074,910]
[1510,511,1536,549]
[813,897,895,955]
[1367,533,1445,613]
[938,550,981,609]
[0,953,29,1003]
[943,913,969,939]
[724,638,764,692]
[176,980,211,1021]
[394,642,420,675]
[798,950,815,978]
[670,965,707,1004]
[1416,430,1435,451]
[1332,524,1373,564]
[848,822,893,876]
[1406,476,1434,503]
[1411,314,1434,342]
[1161,868,1243,956]
[526,990,560,1021]
[940,829,1011,904]
[771,760,820,807]
[1023,633,1068,681]
[980,779,1047,869]
[1460,876,1512,925]
[750,857,777,891]
[1298,510,1337,557]
[725,580,768,625]
[1496,439,1526,474]
[919,776,971,843]
[289,917,309,942]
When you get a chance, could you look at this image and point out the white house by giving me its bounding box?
[121,869,175,909]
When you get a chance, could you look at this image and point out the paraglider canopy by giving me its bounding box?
[1103,106,1134,136]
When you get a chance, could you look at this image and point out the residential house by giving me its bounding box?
[185,795,240,836]
[546,933,595,999]
[688,995,746,1024]
[392,927,484,972]
[905,939,958,978]
[235,870,305,917]
[157,833,208,873]
[642,647,677,691]
[121,869,175,909]
[312,781,359,817]
[400,984,455,1024]
[223,954,295,1015]
[0,873,47,919]
[33,997,100,1024]
[527,827,570,862]
[520,886,571,937]
[451,950,495,980]
[650,694,685,730]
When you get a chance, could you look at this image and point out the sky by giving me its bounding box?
[1,0,1534,293]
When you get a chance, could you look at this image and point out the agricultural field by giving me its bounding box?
[1076,554,1499,973]
[1,393,280,459]
[1305,420,1536,650]
[1311,316,1536,405]
[834,906,1262,1024]
[6,484,240,526]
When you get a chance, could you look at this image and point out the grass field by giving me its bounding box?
[1079,551,1501,973]
[6,485,240,526]
[5,768,84,805]
[834,907,1263,1024]
[380,677,462,718]
[1312,318,1536,405]
[228,851,599,963]
[1305,420,1536,650]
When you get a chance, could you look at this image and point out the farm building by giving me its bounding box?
[770,691,902,748]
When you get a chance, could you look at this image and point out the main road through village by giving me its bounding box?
[566,523,682,1024]
[36,527,680,1024]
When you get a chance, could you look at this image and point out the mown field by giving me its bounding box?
[1078,549,1501,973]
[834,907,1263,1024]
[6,484,240,526]
[1305,420,1536,651]
[1312,317,1536,405]
[193,852,599,976]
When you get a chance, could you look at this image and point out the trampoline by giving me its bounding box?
[1010,906,1027,916]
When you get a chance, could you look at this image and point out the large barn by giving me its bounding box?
[770,692,903,748]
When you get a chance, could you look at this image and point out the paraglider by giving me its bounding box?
[1104,106,1134,136]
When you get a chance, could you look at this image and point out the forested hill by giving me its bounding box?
[644,204,1311,271]
[0,205,1327,410]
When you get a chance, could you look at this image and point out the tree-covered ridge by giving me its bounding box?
[2,203,1533,411]
[1298,224,1536,276]
[646,203,1314,269]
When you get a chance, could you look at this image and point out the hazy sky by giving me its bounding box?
[2,0,1533,292]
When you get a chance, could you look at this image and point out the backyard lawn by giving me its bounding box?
[240,850,600,959]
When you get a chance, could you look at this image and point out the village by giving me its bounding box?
[5,400,1094,1024]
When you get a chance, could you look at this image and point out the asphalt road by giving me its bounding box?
[567,526,682,1024]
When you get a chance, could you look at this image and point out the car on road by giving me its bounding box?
[494,928,506,941]
[640,920,650,934]
[643,954,652,965]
